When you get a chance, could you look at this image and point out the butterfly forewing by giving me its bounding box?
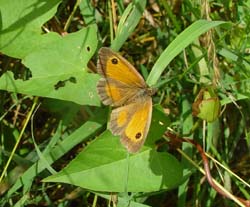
[97,47,147,106]
[97,47,146,87]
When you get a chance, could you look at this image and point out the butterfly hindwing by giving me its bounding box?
[121,97,152,153]
[109,97,152,153]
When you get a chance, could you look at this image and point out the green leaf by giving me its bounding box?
[0,0,100,106]
[0,25,100,106]
[146,20,226,87]
[0,0,61,58]
[44,131,182,192]
[44,107,182,192]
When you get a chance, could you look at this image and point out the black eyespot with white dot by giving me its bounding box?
[135,132,142,139]
[111,58,118,64]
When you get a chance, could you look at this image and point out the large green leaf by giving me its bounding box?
[44,132,182,192]
[44,107,183,192]
[0,25,100,105]
[0,0,100,106]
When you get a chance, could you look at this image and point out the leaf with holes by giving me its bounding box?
[0,25,100,106]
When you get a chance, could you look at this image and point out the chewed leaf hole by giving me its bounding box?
[69,77,76,83]
[54,81,65,90]
[54,76,77,90]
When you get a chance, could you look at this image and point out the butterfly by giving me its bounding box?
[97,47,154,153]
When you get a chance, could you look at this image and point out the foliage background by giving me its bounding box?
[0,0,249,206]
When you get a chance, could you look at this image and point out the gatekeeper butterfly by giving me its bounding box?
[97,47,155,153]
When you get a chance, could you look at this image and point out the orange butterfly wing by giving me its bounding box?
[97,47,147,106]
[109,97,152,153]
[96,47,154,153]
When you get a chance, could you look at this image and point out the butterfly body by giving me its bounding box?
[97,47,154,153]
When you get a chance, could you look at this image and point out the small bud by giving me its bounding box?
[192,88,221,122]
